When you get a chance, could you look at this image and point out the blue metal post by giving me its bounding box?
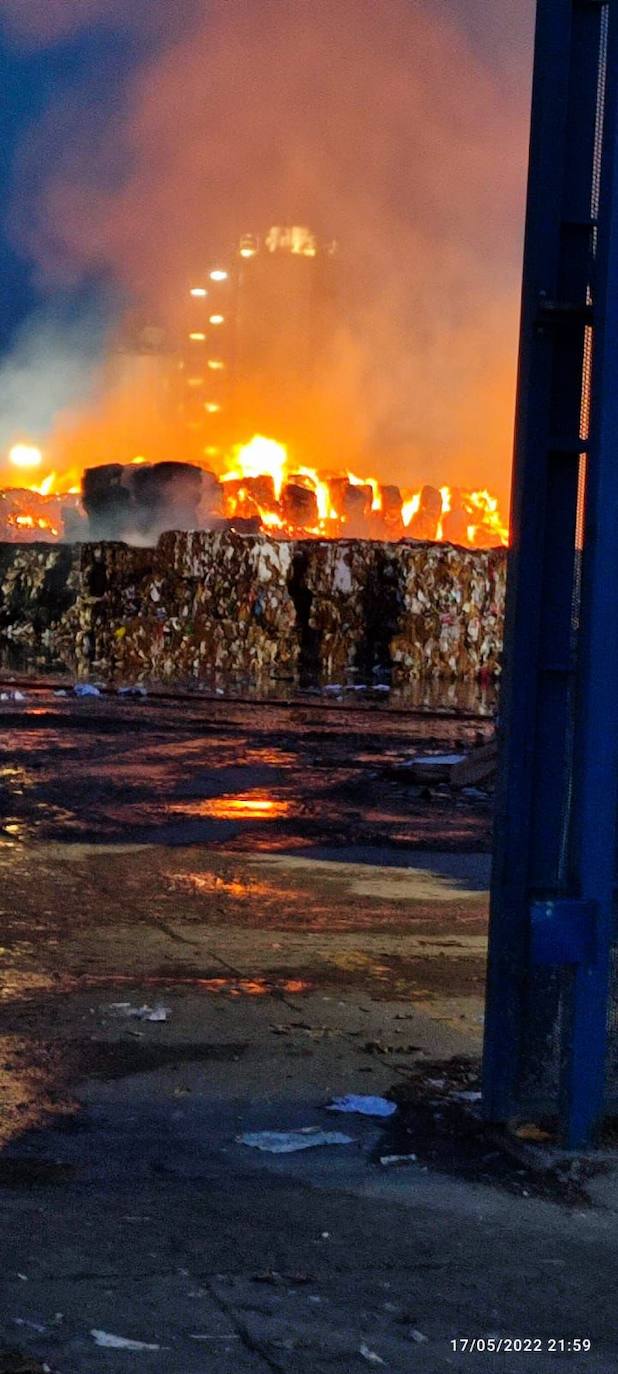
[561,2,618,1147]
[483,0,606,1128]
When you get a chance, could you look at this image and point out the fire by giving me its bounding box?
[9,444,43,471]
[220,435,508,546]
[223,435,288,501]
[0,434,508,548]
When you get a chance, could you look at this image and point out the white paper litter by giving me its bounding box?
[360,1341,386,1364]
[0,690,27,702]
[107,1003,170,1022]
[326,1095,397,1118]
[379,1154,417,1167]
[452,1090,482,1103]
[237,1128,354,1153]
[73,683,101,697]
[91,1330,160,1350]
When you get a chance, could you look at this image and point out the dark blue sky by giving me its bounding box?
[1,25,139,350]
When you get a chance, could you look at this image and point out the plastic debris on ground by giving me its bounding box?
[0,691,27,702]
[117,685,148,697]
[106,1002,171,1022]
[409,1330,429,1343]
[73,683,101,697]
[360,1342,386,1364]
[236,1128,354,1153]
[379,1154,417,1167]
[326,1094,397,1118]
[451,1090,482,1103]
[91,1330,160,1351]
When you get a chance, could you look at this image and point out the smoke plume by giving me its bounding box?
[1,0,535,504]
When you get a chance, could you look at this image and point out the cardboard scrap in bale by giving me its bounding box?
[0,531,507,687]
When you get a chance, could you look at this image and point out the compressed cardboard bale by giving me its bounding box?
[0,543,75,662]
[298,539,377,679]
[108,531,299,685]
[281,483,318,530]
[390,541,506,681]
[406,486,442,542]
[82,465,134,541]
[0,532,507,686]
[130,461,203,539]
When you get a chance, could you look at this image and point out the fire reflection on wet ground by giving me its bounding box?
[0,692,491,1150]
[0,692,492,851]
[169,794,294,820]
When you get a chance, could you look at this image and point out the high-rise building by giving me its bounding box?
[184,227,338,459]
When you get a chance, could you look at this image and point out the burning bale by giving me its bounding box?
[82,461,215,543]
[0,530,507,686]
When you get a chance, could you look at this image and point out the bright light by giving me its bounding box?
[210,270,228,282]
[9,443,43,471]
[190,287,208,298]
[189,331,207,341]
[240,247,256,259]
[209,314,224,326]
[205,402,221,414]
[131,455,148,465]
[187,377,204,388]
[208,359,225,371]
[226,435,288,501]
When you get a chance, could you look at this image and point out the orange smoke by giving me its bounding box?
[3,0,532,509]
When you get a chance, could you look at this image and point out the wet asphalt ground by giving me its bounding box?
[0,691,616,1373]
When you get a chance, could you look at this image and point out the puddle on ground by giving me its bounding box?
[169,794,294,820]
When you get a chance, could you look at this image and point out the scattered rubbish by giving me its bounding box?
[450,737,498,788]
[379,1154,417,1167]
[360,1341,386,1365]
[326,1095,397,1118]
[0,691,27,703]
[117,686,148,698]
[107,1003,171,1022]
[53,690,67,698]
[73,684,101,698]
[395,753,465,784]
[363,1041,420,1057]
[237,1129,354,1153]
[12,1321,46,1334]
[452,1090,482,1104]
[409,1330,429,1343]
[91,1330,160,1351]
[426,1078,446,1090]
[514,1123,553,1143]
